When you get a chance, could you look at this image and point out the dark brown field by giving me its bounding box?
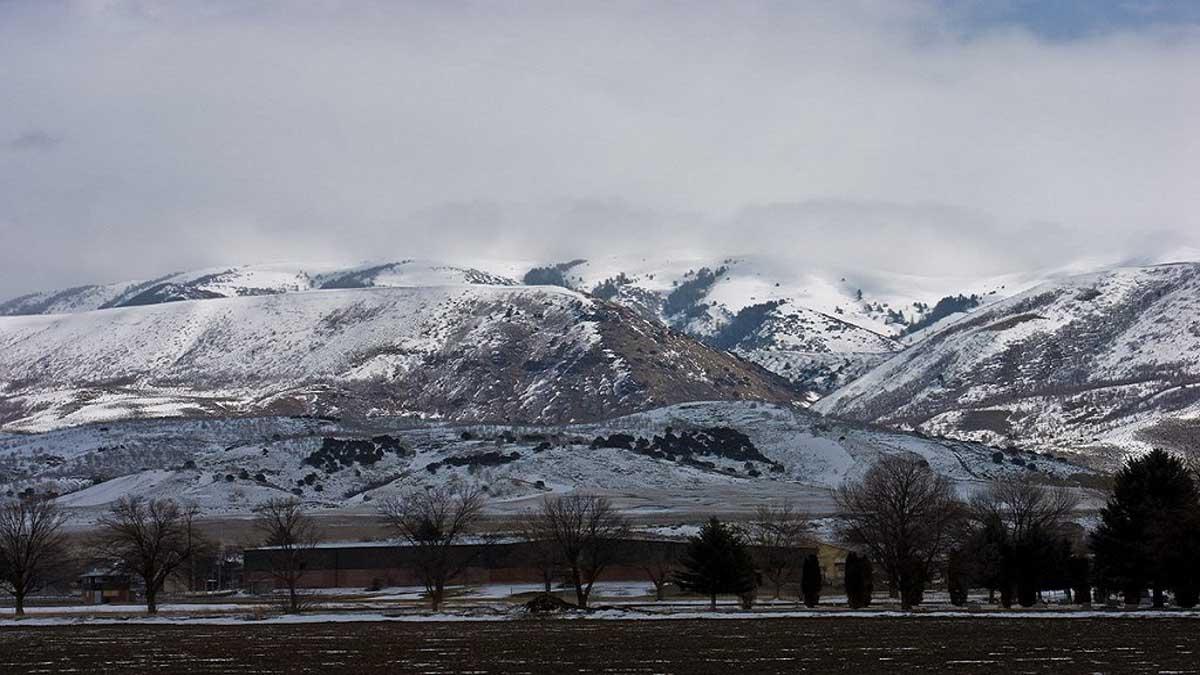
[1,616,1196,674]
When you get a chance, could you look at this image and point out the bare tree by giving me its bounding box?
[0,498,70,617]
[745,501,812,599]
[95,497,203,614]
[969,478,1079,546]
[966,475,1080,607]
[528,494,630,608]
[635,540,681,601]
[379,486,486,610]
[835,454,964,610]
[253,498,324,613]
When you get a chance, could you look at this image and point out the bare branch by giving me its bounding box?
[94,496,204,614]
[525,494,630,608]
[0,497,70,617]
[378,486,487,610]
[744,500,811,599]
[835,454,964,609]
[252,498,324,613]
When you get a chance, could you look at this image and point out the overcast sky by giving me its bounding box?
[1,1,1198,298]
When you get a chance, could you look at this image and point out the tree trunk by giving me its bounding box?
[14,590,24,617]
[898,573,914,610]
[288,584,299,613]
[710,593,717,610]
[1000,583,1014,609]
[431,582,445,611]
[572,568,587,608]
[1153,586,1165,609]
[146,589,158,615]
[654,581,665,602]
[1123,586,1140,606]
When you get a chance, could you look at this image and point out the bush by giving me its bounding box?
[523,260,586,287]
[663,266,727,317]
[303,436,408,474]
[524,593,577,613]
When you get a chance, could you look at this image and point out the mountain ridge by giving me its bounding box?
[0,283,797,433]
[816,262,1200,464]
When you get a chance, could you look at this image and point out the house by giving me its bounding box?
[79,570,132,604]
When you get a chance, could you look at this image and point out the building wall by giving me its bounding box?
[244,540,819,591]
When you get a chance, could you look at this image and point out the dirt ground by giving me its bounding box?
[2,616,1196,674]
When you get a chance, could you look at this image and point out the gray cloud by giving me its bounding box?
[5,130,61,152]
[0,1,1197,298]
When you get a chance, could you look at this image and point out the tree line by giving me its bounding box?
[835,450,1200,610]
[2,447,1197,615]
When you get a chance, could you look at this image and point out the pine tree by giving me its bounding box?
[1090,449,1200,608]
[844,552,866,608]
[800,553,822,607]
[1067,553,1092,605]
[947,548,969,606]
[844,553,876,608]
[674,517,756,610]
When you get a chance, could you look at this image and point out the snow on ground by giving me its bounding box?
[0,400,1101,520]
[5,606,1200,628]
[816,263,1200,462]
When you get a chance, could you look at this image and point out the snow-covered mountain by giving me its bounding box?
[0,260,518,316]
[816,263,1200,465]
[0,284,795,433]
[4,254,1190,511]
[1,256,1010,395]
[0,401,1099,518]
[515,255,1021,394]
[9,253,1199,465]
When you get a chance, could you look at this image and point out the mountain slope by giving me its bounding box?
[0,254,1102,399]
[0,401,1098,518]
[816,263,1200,463]
[0,285,796,433]
[526,256,922,393]
[0,261,517,316]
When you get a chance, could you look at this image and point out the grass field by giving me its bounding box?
[2,616,1196,674]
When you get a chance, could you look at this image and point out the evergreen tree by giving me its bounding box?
[963,513,1008,604]
[800,554,822,607]
[1067,553,1092,605]
[1013,538,1041,607]
[1042,538,1075,601]
[1090,449,1200,608]
[946,547,969,606]
[844,552,870,608]
[965,477,1078,608]
[1165,506,1200,608]
[674,517,756,610]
